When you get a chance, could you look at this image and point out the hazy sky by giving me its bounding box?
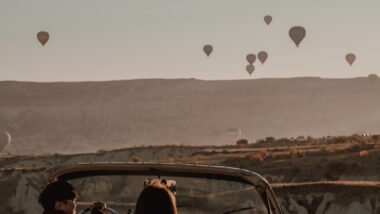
[1,0,380,82]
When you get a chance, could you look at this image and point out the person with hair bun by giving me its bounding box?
[135,182,177,214]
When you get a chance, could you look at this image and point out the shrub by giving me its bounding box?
[296,136,305,141]
[290,148,305,158]
[246,150,269,162]
[321,146,337,154]
[236,139,249,146]
[359,150,369,157]
[265,137,275,143]
[255,139,265,144]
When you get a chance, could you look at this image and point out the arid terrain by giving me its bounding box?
[1,134,380,213]
[1,78,380,213]
[1,78,380,155]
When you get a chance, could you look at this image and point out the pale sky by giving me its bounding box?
[0,0,379,82]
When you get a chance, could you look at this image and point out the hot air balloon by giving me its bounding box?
[368,74,378,85]
[203,45,213,57]
[246,64,255,75]
[264,15,272,25]
[258,51,268,64]
[346,53,356,66]
[0,130,11,152]
[289,26,306,47]
[37,31,50,46]
[246,54,256,65]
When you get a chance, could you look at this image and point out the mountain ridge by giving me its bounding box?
[0,77,379,155]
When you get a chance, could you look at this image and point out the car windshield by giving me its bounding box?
[68,174,268,214]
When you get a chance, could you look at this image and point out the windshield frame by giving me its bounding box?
[42,162,281,213]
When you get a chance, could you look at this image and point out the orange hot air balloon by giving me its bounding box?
[289,26,306,47]
[203,45,213,57]
[246,54,256,65]
[258,51,268,64]
[37,31,49,46]
[246,64,255,75]
[264,15,272,25]
[345,53,356,66]
[0,130,11,152]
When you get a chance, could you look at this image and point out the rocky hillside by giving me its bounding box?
[1,136,380,213]
[274,183,380,214]
[1,78,380,155]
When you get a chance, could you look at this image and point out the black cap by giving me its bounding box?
[38,180,77,211]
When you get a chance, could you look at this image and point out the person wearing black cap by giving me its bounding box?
[38,180,78,214]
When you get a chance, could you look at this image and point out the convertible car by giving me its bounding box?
[42,162,282,214]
